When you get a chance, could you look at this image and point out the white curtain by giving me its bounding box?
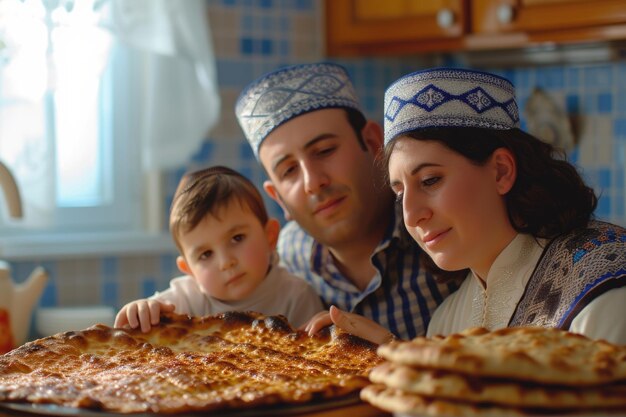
[0,0,219,230]
[103,0,221,170]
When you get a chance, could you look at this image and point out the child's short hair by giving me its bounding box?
[169,166,269,252]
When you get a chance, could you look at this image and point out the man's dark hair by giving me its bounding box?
[345,108,368,150]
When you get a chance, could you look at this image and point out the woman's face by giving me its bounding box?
[387,137,517,279]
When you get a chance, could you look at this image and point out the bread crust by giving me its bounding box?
[378,327,626,385]
[369,362,626,409]
[0,311,382,413]
[363,327,626,416]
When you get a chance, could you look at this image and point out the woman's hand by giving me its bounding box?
[303,305,397,345]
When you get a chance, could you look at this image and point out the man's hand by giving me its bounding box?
[303,305,397,345]
[114,299,176,333]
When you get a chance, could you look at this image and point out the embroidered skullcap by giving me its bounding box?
[235,62,362,159]
[384,68,520,145]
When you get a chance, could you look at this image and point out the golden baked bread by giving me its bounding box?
[363,326,626,416]
[369,361,626,409]
[362,384,540,417]
[377,326,626,385]
[0,311,382,413]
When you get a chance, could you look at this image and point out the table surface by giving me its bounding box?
[0,401,392,417]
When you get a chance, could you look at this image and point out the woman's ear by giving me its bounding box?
[176,256,192,275]
[264,218,281,250]
[263,180,292,221]
[492,148,517,195]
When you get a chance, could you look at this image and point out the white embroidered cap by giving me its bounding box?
[235,63,362,159]
[384,68,520,145]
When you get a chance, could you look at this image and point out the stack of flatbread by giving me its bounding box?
[361,327,626,416]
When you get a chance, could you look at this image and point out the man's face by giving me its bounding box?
[259,108,387,248]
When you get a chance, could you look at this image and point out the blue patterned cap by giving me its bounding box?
[235,63,362,159]
[384,68,520,145]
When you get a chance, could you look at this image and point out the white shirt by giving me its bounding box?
[427,233,626,345]
[149,262,324,328]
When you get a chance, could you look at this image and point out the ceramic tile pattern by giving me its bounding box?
[9,0,626,322]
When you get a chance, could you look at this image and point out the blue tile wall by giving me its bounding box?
[598,93,612,114]
[617,119,626,137]
[536,67,565,89]
[40,284,57,308]
[566,94,579,113]
[102,282,118,307]
[141,279,157,298]
[9,0,626,319]
[585,65,613,87]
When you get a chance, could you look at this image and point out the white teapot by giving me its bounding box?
[0,261,48,353]
[0,160,48,352]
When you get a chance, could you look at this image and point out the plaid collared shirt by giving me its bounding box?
[277,203,458,340]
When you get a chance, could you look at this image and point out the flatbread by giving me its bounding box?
[361,384,626,417]
[369,361,626,409]
[364,327,626,416]
[362,384,526,417]
[377,326,626,385]
[0,311,383,413]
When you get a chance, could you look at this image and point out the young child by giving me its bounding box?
[115,166,324,332]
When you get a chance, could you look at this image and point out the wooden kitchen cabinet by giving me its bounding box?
[470,0,626,49]
[325,0,626,56]
[325,0,469,56]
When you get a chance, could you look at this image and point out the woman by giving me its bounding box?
[305,68,626,345]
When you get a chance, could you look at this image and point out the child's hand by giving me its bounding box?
[114,300,176,333]
[303,305,397,345]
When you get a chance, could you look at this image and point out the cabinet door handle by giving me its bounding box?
[436,8,455,29]
[497,4,515,24]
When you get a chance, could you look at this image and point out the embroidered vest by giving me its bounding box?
[509,221,626,329]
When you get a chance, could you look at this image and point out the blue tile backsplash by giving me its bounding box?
[9,0,626,317]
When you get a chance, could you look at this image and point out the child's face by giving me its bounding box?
[176,200,279,302]
[387,137,516,279]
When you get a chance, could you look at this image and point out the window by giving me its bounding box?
[0,0,139,236]
[0,0,220,258]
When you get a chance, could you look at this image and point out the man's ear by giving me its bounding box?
[361,121,384,156]
[176,256,192,275]
[263,180,292,221]
[492,148,517,195]
[264,218,281,250]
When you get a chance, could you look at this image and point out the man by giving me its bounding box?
[235,62,457,340]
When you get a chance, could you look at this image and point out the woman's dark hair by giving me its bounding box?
[385,127,598,283]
